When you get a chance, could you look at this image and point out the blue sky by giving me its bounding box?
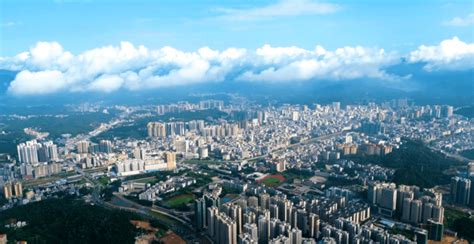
[1,0,472,55]
[0,0,473,95]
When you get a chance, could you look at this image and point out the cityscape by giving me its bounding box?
[1,0,474,244]
[1,98,474,243]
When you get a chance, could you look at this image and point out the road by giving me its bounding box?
[78,167,198,242]
[113,193,191,226]
[241,130,345,162]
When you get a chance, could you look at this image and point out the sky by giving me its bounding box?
[0,0,473,95]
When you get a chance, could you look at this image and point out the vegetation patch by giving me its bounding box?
[258,174,285,187]
[0,197,143,244]
[163,194,195,208]
[347,140,463,188]
[459,149,474,160]
[97,176,110,186]
[455,106,474,119]
[444,207,474,241]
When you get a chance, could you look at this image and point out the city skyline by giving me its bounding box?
[0,1,473,244]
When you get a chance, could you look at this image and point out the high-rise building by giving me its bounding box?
[441,105,453,118]
[147,122,166,138]
[432,205,444,223]
[164,152,176,170]
[244,212,256,225]
[229,204,243,235]
[13,182,23,198]
[409,200,422,224]
[174,137,188,153]
[427,220,443,241]
[258,215,270,244]
[421,203,433,224]
[133,148,146,160]
[451,177,471,205]
[216,213,237,244]
[269,218,279,239]
[290,228,302,244]
[257,111,266,125]
[36,141,59,162]
[276,198,292,222]
[296,209,308,235]
[368,182,397,216]
[270,204,279,219]
[45,141,59,161]
[2,182,13,199]
[248,196,258,208]
[199,147,209,159]
[414,229,428,244]
[207,206,219,239]
[239,233,258,244]
[77,140,90,154]
[99,140,113,153]
[244,223,258,241]
[308,213,320,239]
[259,193,270,210]
[195,198,206,230]
[2,181,22,199]
[17,140,40,164]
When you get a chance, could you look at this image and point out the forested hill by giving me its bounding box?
[0,198,142,244]
[348,140,464,188]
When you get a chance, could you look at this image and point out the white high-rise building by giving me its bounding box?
[17,140,40,164]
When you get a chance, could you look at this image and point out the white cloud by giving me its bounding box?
[1,42,248,95]
[409,37,474,71]
[240,45,398,82]
[29,41,74,70]
[88,75,124,93]
[443,13,474,27]
[8,70,67,95]
[214,0,339,21]
[4,38,471,95]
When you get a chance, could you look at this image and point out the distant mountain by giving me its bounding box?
[0,69,16,95]
[0,63,472,108]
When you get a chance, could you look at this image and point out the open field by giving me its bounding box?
[258,174,285,187]
[164,194,195,207]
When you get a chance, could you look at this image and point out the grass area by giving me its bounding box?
[97,176,110,186]
[262,177,282,186]
[164,194,195,207]
[259,174,285,187]
[133,177,156,184]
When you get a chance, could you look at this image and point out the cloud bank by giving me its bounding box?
[1,37,473,95]
[408,37,474,71]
